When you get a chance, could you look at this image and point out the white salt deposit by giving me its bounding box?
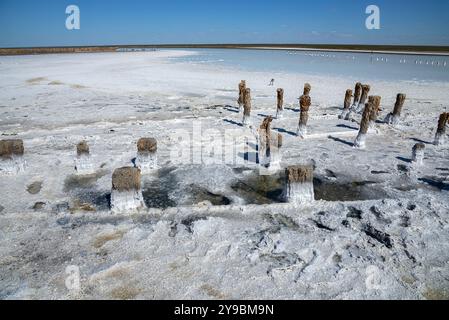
[0,49,448,300]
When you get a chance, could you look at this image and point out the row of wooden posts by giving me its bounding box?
[0,136,314,209]
[0,83,448,211]
[237,80,448,149]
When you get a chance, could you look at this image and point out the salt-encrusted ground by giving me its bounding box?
[0,50,448,300]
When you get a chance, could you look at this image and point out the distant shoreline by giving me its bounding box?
[1,44,449,56]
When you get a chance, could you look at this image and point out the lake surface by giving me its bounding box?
[169,48,449,82]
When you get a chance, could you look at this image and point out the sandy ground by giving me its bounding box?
[0,50,448,300]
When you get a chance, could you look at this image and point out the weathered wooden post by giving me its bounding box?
[345,82,362,120]
[136,138,158,174]
[111,167,146,213]
[258,116,282,172]
[297,95,311,138]
[385,93,406,125]
[284,165,314,205]
[411,143,425,166]
[276,88,284,119]
[238,80,246,112]
[353,102,373,149]
[303,83,311,96]
[242,88,252,126]
[258,116,273,168]
[356,84,371,112]
[352,82,362,108]
[434,112,449,146]
[0,139,25,175]
[369,95,382,130]
[339,89,353,119]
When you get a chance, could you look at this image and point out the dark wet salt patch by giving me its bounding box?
[313,177,389,202]
[64,170,108,192]
[362,224,393,249]
[142,167,231,208]
[232,172,390,204]
[347,207,363,219]
[418,177,449,191]
[74,191,111,211]
[231,172,285,205]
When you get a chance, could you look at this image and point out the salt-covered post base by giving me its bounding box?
[434,132,446,146]
[344,108,355,121]
[136,153,157,174]
[284,166,314,205]
[242,114,251,127]
[238,103,243,112]
[111,189,145,214]
[258,147,282,174]
[297,124,307,138]
[368,121,379,134]
[339,109,350,120]
[355,103,365,113]
[0,156,25,175]
[276,109,283,119]
[262,154,282,174]
[74,155,95,175]
[285,182,315,205]
[136,138,158,174]
[385,113,400,126]
[411,143,425,166]
[353,133,367,149]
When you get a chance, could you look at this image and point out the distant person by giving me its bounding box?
[269,79,275,86]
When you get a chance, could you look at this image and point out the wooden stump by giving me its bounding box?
[385,93,406,125]
[111,167,145,213]
[0,139,25,175]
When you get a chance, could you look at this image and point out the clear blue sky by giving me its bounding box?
[1,0,449,47]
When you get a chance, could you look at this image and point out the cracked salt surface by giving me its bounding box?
[0,50,449,299]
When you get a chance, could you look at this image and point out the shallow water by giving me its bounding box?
[170,48,449,82]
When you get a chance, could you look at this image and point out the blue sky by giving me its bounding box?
[1,0,449,47]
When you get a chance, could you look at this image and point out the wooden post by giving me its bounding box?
[238,80,246,112]
[303,83,311,96]
[434,112,449,146]
[339,89,353,119]
[276,88,284,119]
[354,102,373,149]
[242,88,252,126]
[111,167,146,213]
[136,138,158,173]
[258,116,273,168]
[297,95,311,138]
[0,139,25,175]
[369,95,382,129]
[356,84,371,112]
[385,93,406,125]
[284,165,314,205]
[346,82,362,120]
[352,82,362,108]
[75,141,95,175]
